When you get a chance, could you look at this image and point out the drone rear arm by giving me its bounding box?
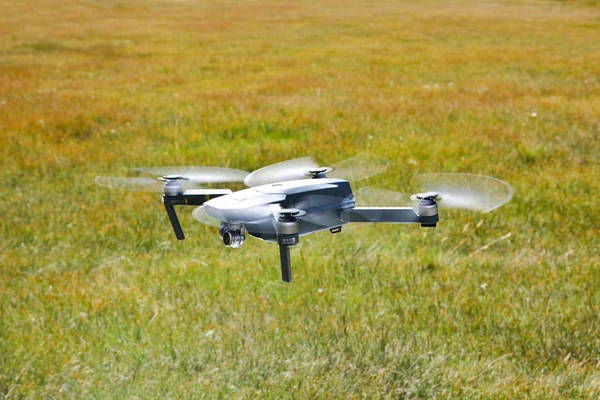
[163,189,232,240]
[341,207,438,227]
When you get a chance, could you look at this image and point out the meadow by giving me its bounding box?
[1,0,599,397]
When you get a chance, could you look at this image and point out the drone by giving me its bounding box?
[96,155,513,283]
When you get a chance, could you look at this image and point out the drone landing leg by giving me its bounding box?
[279,244,292,283]
[276,210,301,283]
[164,203,185,240]
[162,189,231,241]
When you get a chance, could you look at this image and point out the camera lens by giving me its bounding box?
[223,231,232,246]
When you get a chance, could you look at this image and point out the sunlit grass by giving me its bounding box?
[1,0,599,397]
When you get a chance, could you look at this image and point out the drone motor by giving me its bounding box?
[158,175,188,196]
[308,167,332,179]
[411,192,439,227]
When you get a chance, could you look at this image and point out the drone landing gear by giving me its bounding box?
[276,209,301,283]
[164,202,185,240]
[160,176,232,240]
[278,244,293,283]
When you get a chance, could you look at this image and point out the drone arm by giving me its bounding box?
[163,189,232,240]
[341,207,438,227]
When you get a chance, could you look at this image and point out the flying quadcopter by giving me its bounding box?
[96,155,513,283]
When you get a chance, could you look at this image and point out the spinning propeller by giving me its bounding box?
[95,166,249,192]
[356,173,513,213]
[243,154,390,187]
[95,154,388,191]
[415,173,514,212]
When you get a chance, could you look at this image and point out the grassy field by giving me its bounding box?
[1,0,599,397]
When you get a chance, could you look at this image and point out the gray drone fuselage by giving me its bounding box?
[203,178,354,242]
[162,176,438,282]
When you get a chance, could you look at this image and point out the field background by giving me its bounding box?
[1,0,599,398]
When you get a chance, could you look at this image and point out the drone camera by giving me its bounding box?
[219,223,245,248]
[222,229,245,248]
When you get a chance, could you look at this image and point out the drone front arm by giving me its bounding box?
[163,189,232,240]
[341,207,438,227]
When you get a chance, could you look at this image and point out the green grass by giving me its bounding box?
[1,0,599,397]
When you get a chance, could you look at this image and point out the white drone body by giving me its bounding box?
[201,177,436,242]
